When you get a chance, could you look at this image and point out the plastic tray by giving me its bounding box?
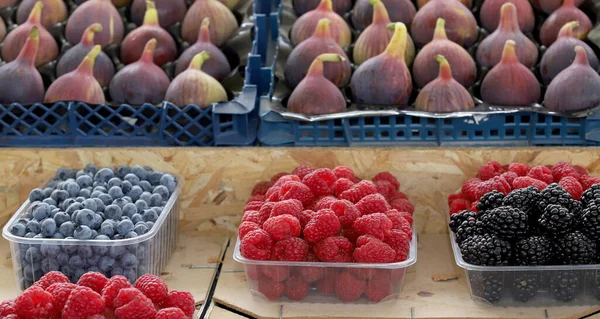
[450,232,600,307]
[2,175,181,290]
[233,229,417,303]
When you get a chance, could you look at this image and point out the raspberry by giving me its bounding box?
[46,283,76,311]
[395,209,413,225]
[389,191,408,201]
[559,176,583,200]
[113,288,145,309]
[265,186,281,202]
[244,201,264,212]
[238,221,260,240]
[77,272,109,294]
[314,196,336,211]
[0,300,16,316]
[355,193,391,215]
[303,209,341,243]
[574,165,589,176]
[580,175,600,190]
[390,198,415,215]
[302,168,337,197]
[339,180,378,203]
[156,308,187,319]
[315,270,338,295]
[257,278,285,300]
[375,180,396,199]
[135,274,169,305]
[385,210,412,237]
[330,200,360,227]
[114,295,157,319]
[332,178,355,197]
[335,272,367,302]
[163,291,195,318]
[349,268,377,280]
[471,201,480,212]
[270,199,303,219]
[478,162,500,180]
[449,198,471,215]
[34,271,70,290]
[333,166,355,180]
[242,210,260,225]
[270,172,290,184]
[462,178,483,201]
[343,226,360,245]
[501,171,518,187]
[257,202,275,226]
[273,174,302,187]
[513,176,548,191]
[292,165,315,180]
[101,276,132,309]
[4,315,19,319]
[314,236,353,262]
[14,286,55,319]
[263,215,301,241]
[252,181,273,196]
[62,286,105,319]
[298,210,313,229]
[365,271,392,302]
[279,181,314,206]
[299,252,324,283]
[528,166,554,184]
[552,162,581,182]
[353,213,393,240]
[262,265,291,282]
[271,237,309,261]
[448,193,463,206]
[372,172,400,190]
[354,237,396,263]
[509,163,530,176]
[247,194,265,202]
[284,276,310,301]
[385,229,411,262]
[240,229,273,260]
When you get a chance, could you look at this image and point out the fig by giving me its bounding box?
[291,0,352,48]
[415,55,474,112]
[539,0,584,14]
[544,46,600,111]
[217,0,240,9]
[130,0,186,28]
[539,0,591,47]
[176,18,231,80]
[0,0,17,8]
[75,0,132,6]
[120,1,177,66]
[17,0,68,29]
[285,19,351,89]
[417,0,471,8]
[413,18,476,88]
[0,27,45,104]
[541,21,599,85]
[65,0,125,48]
[109,39,170,105]
[479,0,534,33]
[56,23,115,87]
[182,0,238,47]
[293,0,352,16]
[0,17,5,43]
[353,0,415,66]
[1,2,59,67]
[165,51,228,108]
[351,22,412,105]
[410,0,478,48]
[45,45,105,104]
[480,40,540,106]
[476,3,538,68]
[351,0,416,31]
[288,53,347,115]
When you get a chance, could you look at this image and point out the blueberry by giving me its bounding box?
[71,211,79,222]
[94,234,110,241]
[25,247,42,263]
[78,188,91,198]
[131,214,143,224]
[86,255,101,266]
[49,208,60,218]
[138,181,152,192]
[93,198,106,212]
[59,265,72,277]
[10,223,26,237]
[92,245,109,255]
[50,189,69,203]
[117,219,134,236]
[98,194,113,206]
[76,174,93,188]
[81,199,98,212]
[109,246,127,259]
[125,231,138,239]
[121,181,133,195]
[120,252,137,269]
[131,165,148,180]
[26,220,41,234]
[84,164,99,175]
[43,187,54,198]
[87,266,101,273]
[57,252,69,265]
[124,174,140,185]
[76,170,87,178]
[108,186,123,199]
[123,269,137,283]
[146,221,154,229]
[93,181,107,188]
[100,221,115,237]
[24,264,43,281]
[144,209,160,222]
[72,268,86,282]
[105,204,122,220]
[147,171,164,186]
[65,203,82,215]
[140,192,152,205]
[92,213,104,229]
[122,203,137,218]
[53,233,64,239]
[160,174,177,193]
[133,222,149,235]
[40,243,61,256]
[61,198,76,211]
[68,255,85,269]
[111,266,124,277]
[53,212,70,226]
[93,186,107,193]
[62,244,78,255]
[94,168,114,183]
[42,258,60,273]
[33,234,44,238]
[33,203,51,221]
[112,198,129,209]
[41,219,56,237]
[149,193,162,207]
[112,235,122,240]
[29,188,45,202]
[116,165,131,179]
[90,230,98,238]
[75,197,85,203]
[25,232,35,238]
[153,187,170,203]
[74,225,93,240]
[64,182,80,198]
[76,209,95,227]
[78,245,93,259]
[42,198,57,206]
[90,191,102,199]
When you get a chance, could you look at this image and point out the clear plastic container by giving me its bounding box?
[233,229,417,303]
[2,179,181,290]
[450,232,600,307]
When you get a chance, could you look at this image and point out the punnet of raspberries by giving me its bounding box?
[0,271,195,319]
[239,166,414,302]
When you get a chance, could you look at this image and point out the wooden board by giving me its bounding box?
[207,304,250,319]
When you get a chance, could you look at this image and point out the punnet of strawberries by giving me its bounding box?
[0,271,195,319]
[237,165,415,302]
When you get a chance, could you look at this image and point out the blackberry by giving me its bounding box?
[551,271,582,302]
[477,191,505,212]
[459,233,512,266]
[479,206,529,240]
[555,231,597,265]
[514,236,552,266]
[538,204,577,237]
[469,272,504,304]
[502,187,540,217]
[581,184,600,208]
[511,272,540,302]
[449,210,477,233]
[539,183,576,211]
[454,214,484,244]
[580,201,600,240]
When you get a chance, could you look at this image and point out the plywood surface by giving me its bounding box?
[208,304,250,319]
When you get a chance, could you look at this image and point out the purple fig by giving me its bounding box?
[0,27,45,104]
[545,46,600,111]
[2,2,59,67]
[293,0,352,16]
[109,39,171,105]
[130,0,186,28]
[65,0,125,48]
[0,17,5,43]
[540,0,591,46]
[45,45,105,104]
[351,22,412,105]
[120,1,177,66]
[539,0,584,14]
[480,40,540,106]
[541,21,599,85]
[410,0,478,48]
[288,53,347,115]
[351,0,416,31]
[56,23,115,87]
[176,18,231,80]
[418,0,471,8]
[75,0,132,6]
[165,51,228,107]
[182,0,238,47]
[285,18,351,88]
[291,0,352,48]
[479,0,534,33]
[415,55,474,112]
[0,0,17,8]
[17,0,67,29]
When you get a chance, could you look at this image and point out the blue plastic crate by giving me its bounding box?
[0,102,72,147]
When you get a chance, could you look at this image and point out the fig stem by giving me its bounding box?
[558,21,579,38]
[198,18,212,43]
[81,23,103,46]
[385,23,408,60]
[371,0,390,24]
[141,38,157,63]
[28,1,44,25]
[433,18,447,40]
[17,26,40,67]
[76,45,102,75]
[499,3,519,32]
[436,55,453,80]
[143,0,160,26]
[307,53,345,77]
[314,18,332,38]
[317,0,333,12]
[500,40,519,64]
[574,46,589,65]
[189,51,211,70]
